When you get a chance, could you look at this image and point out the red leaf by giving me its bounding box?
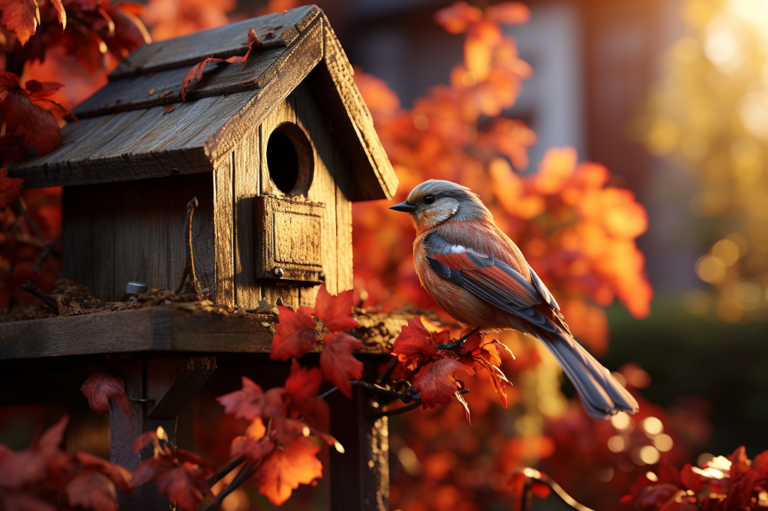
[392,317,437,369]
[476,357,510,408]
[0,492,56,511]
[0,72,61,157]
[132,456,175,487]
[319,332,363,398]
[0,167,24,208]
[485,2,531,25]
[216,376,286,425]
[752,450,768,474]
[0,447,46,489]
[155,462,213,511]
[284,359,329,432]
[163,104,175,115]
[270,306,318,361]
[434,1,483,34]
[75,452,132,492]
[313,286,359,332]
[24,80,63,99]
[180,27,259,101]
[80,371,130,416]
[133,430,160,452]
[282,419,342,452]
[412,358,470,406]
[180,57,221,102]
[633,484,680,510]
[50,0,66,29]
[66,470,118,511]
[0,0,40,46]
[223,27,260,64]
[253,436,323,506]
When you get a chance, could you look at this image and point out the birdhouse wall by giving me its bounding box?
[62,173,217,302]
[214,79,354,310]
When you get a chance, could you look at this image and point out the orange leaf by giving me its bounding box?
[485,2,531,25]
[1,0,40,46]
[314,285,359,332]
[80,371,130,416]
[270,305,318,361]
[253,437,323,506]
[434,1,483,34]
[155,462,213,511]
[230,419,273,461]
[392,316,437,368]
[319,332,363,398]
[223,27,260,64]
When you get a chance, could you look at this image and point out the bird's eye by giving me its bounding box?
[424,195,435,204]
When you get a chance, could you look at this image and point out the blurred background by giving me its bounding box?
[2,0,768,509]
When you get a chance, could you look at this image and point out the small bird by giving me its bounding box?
[390,179,638,420]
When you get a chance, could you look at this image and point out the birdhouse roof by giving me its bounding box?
[10,5,397,201]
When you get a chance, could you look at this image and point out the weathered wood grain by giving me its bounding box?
[109,6,320,79]
[329,363,390,511]
[232,132,261,309]
[0,307,406,359]
[213,154,235,307]
[146,356,217,418]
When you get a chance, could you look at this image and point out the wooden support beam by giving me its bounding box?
[110,355,217,510]
[328,360,389,511]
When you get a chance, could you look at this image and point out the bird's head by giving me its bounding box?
[390,179,491,232]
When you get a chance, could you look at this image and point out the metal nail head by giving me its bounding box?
[273,267,285,278]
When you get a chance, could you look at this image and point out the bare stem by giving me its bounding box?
[206,456,245,488]
[176,197,200,295]
[320,380,416,404]
[437,327,480,350]
[204,459,261,511]
[17,197,62,278]
[21,281,58,313]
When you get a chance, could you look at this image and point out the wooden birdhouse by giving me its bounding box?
[10,5,397,309]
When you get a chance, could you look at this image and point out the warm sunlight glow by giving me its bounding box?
[695,255,726,283]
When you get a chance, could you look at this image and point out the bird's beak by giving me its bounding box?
[389,201,416,213]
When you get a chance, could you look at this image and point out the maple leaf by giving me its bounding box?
[133,455,214,511]
[180,27,259,101]
[412,358,471,406]
[0,72,61,157]
[284,359,329,432]
[319,332,363,398]
[0,492,56,511]
[216,376,285,422]
[455,390,472,424]
[281,419,343,453]
[313,285,359,332]
[0,167,24,209]
[434,1,483,34]
[66,470,119,511]
[253,436,323,506]
[75,452,132,492]
[0,0,40,46]
[269,306,318,361]
[0,446,46,489]
[80,370,130,416]
[230,419,274,461]
[391,317,438,369]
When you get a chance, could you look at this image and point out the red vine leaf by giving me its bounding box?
[253,436,323,506]
[270,306,318,361]
[313,286,359,332]
[284,359,329,432]
[180,27,260,101]
[80,371,130,416]
[412,358,471,407]
[320,332,363,398]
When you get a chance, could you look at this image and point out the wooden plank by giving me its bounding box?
[146,356,217,418]
[62,186,95,295]
[0,308,406,360]
[213,154,235,307]
[109,6,320,79]
[329,362,389,511]
[233,135,262,309]
[75,47,284,118]
[90,184,116,302]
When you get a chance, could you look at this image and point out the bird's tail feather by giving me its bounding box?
[537,328,639,420]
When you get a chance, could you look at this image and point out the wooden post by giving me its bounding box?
[111,356,216,510]
[329,361,389,511]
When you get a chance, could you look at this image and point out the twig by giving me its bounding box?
[379,358,398,385]
[368,401,421,420]
[17,197,62,278]
[204,459,261,511]
[320,380,417,403]
[514,469,595,511]
[21,281,58,313]
[437,327,480,350]
[175,197,201,295]
[206,456,245,488]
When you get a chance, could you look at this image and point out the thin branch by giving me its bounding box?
[176,197,201,295]
[514,469,595,511]
[437,327,480,350]
[368,401,421,420]
[21,281,58,312]
[379,358,398,386]
[206,456,245,488]
[204,459,261,511]
[320,380,416,403]
[17,197,62,278]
